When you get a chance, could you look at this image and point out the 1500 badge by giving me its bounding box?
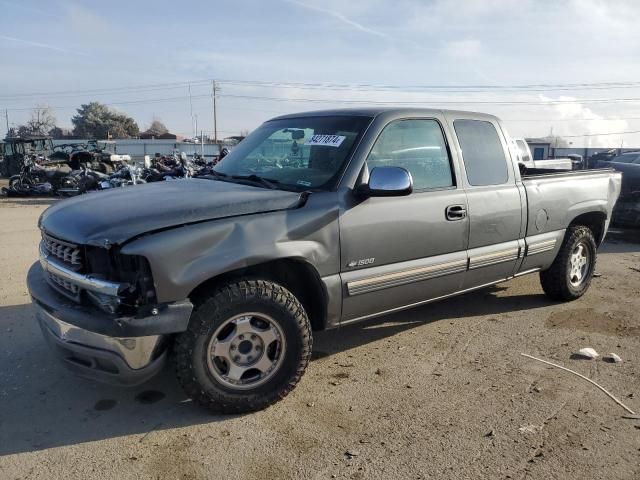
[347,258,375,268]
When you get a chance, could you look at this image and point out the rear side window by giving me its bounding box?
[367,119,454,190]
[454,120,509,186]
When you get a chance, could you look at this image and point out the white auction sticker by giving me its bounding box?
[305,134,346,147]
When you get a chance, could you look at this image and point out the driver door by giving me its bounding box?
[339,117,469,323]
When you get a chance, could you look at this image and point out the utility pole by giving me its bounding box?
[188,84,195,139]
[212,80,218,144]
[4,109,9,136]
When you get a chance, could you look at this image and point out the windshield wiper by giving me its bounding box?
[200,169,229,181]
[230,174,279,189]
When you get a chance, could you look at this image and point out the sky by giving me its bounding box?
[2,0,640,147]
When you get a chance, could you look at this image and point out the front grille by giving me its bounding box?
[42,232,83,270]
[48,272,80,295]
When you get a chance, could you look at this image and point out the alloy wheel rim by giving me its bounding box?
[206,313,286,390]
[569,242,590,287]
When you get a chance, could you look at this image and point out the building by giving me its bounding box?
[138,131,185,141]
[525,138,552,160]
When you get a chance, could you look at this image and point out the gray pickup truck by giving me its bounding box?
[27,108,622,413]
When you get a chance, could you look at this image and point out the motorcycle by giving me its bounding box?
[143,152,192,182]
[56,164,146,195]
[102,164,147,189]
[2,155,78,197]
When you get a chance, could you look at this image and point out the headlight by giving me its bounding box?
[84,247,156,314]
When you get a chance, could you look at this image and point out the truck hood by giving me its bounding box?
[39,179,304,246]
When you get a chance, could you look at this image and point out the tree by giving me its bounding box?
[142,119,169,137]
[71,102,139,139]
[12,106,57,137]
[49,126,74,139]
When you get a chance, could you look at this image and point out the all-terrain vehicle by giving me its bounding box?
[48,140,132,174]
[0,136,54,177]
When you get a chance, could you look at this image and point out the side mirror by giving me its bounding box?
[358,166,413,198]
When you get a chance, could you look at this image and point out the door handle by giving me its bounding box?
[445,204,467,221]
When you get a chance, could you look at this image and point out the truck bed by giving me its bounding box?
[521,167,612,177]
[521,167,622,241]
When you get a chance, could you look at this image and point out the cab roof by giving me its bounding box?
[269,107,499,122]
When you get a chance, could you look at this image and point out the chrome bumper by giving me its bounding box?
[39,243,125,297]
[38,305,164,369]
[28,261,194,386]
[37,303,167,386]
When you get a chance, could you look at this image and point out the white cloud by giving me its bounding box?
[64,3,114,43]
[444,39,481,59]
[539,95,630,147]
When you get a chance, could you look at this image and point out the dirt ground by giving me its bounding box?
[0,195,639,480]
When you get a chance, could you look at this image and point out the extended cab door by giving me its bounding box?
[339,117,469,323]
[445,115,526,288]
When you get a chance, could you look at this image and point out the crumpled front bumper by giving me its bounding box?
[27,262,193,386]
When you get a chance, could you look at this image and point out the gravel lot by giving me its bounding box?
[0,195,639,480]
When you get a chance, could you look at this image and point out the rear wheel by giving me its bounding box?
[540,225,597,301]
[173,280,312,413]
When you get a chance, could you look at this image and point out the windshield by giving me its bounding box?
[213,115,372,190]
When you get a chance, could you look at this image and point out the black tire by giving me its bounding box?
[9,175,22,189]
[540,225,597,301]
[173,280,312,414]
[9,175,33,192]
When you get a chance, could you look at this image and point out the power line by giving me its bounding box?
[562,129,640,138]
[0,80,212,101]
[505,116,640,122]
[217,79,640,94]
[6,90,640,117]
[7,77,640,101]
[216,92,640,106]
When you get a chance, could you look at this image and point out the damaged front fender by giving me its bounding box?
[120,192,341,304]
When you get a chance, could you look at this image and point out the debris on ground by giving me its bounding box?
[345,450,359,459]
[602,353,623,364]
[518,425,542,434]
[571,347,599,360]
[521,353,636,415]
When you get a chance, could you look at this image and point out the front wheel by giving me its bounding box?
[540,225,597,301]
[9,175,22,190]
[173,280,312,413]
[9,175,33,192]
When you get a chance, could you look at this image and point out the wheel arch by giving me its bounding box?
[188,257,329,332]
[568,211,607,246]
